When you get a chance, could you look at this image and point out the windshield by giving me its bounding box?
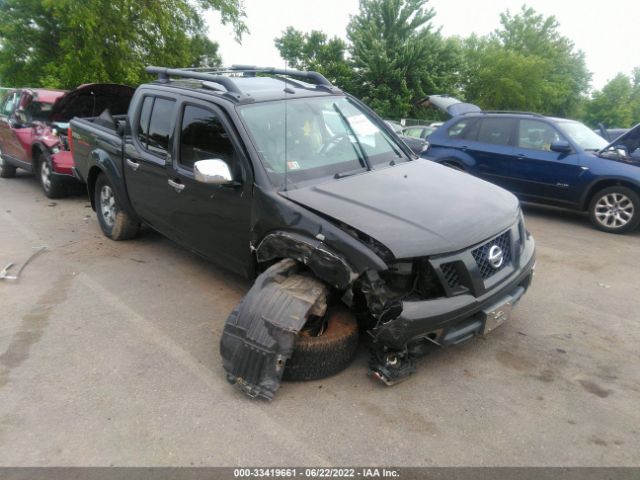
[239,96,408,187]
[557,120,608,151]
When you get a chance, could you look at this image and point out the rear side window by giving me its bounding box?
[135,96,176,158]
[147,98,176,156]
[404,127,423,138]
[179,105,235,170]
[137,96,153,148]
[477,118,514,146]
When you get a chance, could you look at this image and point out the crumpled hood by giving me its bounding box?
[283,161,520,259]
[50,83,135,122]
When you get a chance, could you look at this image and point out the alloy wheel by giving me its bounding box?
[40,159,52,191]
[594,192,634,229]
[100,185,116,227]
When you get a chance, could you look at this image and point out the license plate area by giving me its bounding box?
[482,298,514,335]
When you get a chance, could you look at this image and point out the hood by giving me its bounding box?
[283,161,520,259]
[50,83,135,123]
[598,123,640,159]
[418,95,481,117]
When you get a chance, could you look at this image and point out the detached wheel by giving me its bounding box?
[38,152,67,198]
[0,146,17,178]
[589,186,640,234]
[284,307,359,381]
[94,173,140,240]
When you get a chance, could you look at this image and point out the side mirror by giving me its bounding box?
[194,159,234,185]
[550,140,572,154]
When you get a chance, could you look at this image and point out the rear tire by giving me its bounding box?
[94,173,140,240]
[0,147,17,178]
[38,152,67,198]
[588,186,640,234]
[284,306,359,381]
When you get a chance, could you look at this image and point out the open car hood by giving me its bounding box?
[50,83,135,123]
[418,95,481,117]
[284,161,520,259]
[598,123,640,158]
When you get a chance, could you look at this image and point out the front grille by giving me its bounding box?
[440,262,461,289]
[471,230,512,279]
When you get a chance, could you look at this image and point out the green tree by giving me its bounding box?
[347,0,462,119]
[461,6,591,117]
[584,73,634,127]
[274,27,355,91]
[0,0,246,88]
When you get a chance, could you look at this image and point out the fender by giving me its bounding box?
[255,231,358,290]
[579,176,640,210]
[87,149,139,221]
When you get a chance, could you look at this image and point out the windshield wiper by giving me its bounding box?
[334,166,368,179]
[332,103,372,171]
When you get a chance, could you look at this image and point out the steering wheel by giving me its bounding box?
[319,134,350,155]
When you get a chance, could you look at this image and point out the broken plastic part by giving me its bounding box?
[0,247,47,281]
[255,231,357,289]
[219,258,329,400]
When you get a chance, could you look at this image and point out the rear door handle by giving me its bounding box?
[126,158,139,171]
[168,178,185,193]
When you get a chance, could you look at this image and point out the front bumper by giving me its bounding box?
[373,234,536,350]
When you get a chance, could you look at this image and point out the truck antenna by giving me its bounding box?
[284,60,289,192]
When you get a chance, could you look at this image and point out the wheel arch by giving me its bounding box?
[581,177,640,210]
[254,231,358,290]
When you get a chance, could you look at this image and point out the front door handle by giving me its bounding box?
[126,158,139,171]
[168,178,185,193]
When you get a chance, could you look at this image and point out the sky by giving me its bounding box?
[204,0,640,92]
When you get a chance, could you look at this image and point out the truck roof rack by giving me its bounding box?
[145,65,337,102]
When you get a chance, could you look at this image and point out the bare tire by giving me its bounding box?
[283,307,359,381]
[589,186,640,234]
[94,173,140,240]
[0,147,17,178]
[38,152,67,198]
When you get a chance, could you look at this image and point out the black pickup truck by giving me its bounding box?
[70,66,536,399]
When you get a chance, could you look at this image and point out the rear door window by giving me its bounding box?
[135,95,176,158]
[147,98,176,157]
[477,118,514,146]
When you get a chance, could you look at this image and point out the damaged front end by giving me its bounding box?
[220,259,330,399]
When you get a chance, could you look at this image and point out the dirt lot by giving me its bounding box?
[1,172,639,466]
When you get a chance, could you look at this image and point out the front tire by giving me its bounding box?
[284,306,359,381]
[38,152,67,198]
[589,186,640,234]
[94,173,140,240]
[0,147,17,178]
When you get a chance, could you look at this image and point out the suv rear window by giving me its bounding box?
[477,118,514,146]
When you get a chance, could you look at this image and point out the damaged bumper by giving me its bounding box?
[372,235,536,350]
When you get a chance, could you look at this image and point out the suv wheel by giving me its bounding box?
[38,152,66,198]
[0,146,17,178]
[94,173,140,240]
[589,186,640,234]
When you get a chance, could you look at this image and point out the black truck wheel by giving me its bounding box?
[284,307,359,381]
[0,147,17,178]
[94,173,140,240]
[38,152,67,198]
[589,186,640,234]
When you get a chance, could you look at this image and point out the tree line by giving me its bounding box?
[0,0,638,128]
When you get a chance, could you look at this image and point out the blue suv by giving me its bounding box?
[426,112,640,234]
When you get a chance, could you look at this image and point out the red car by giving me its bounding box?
[0,84,134,198]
